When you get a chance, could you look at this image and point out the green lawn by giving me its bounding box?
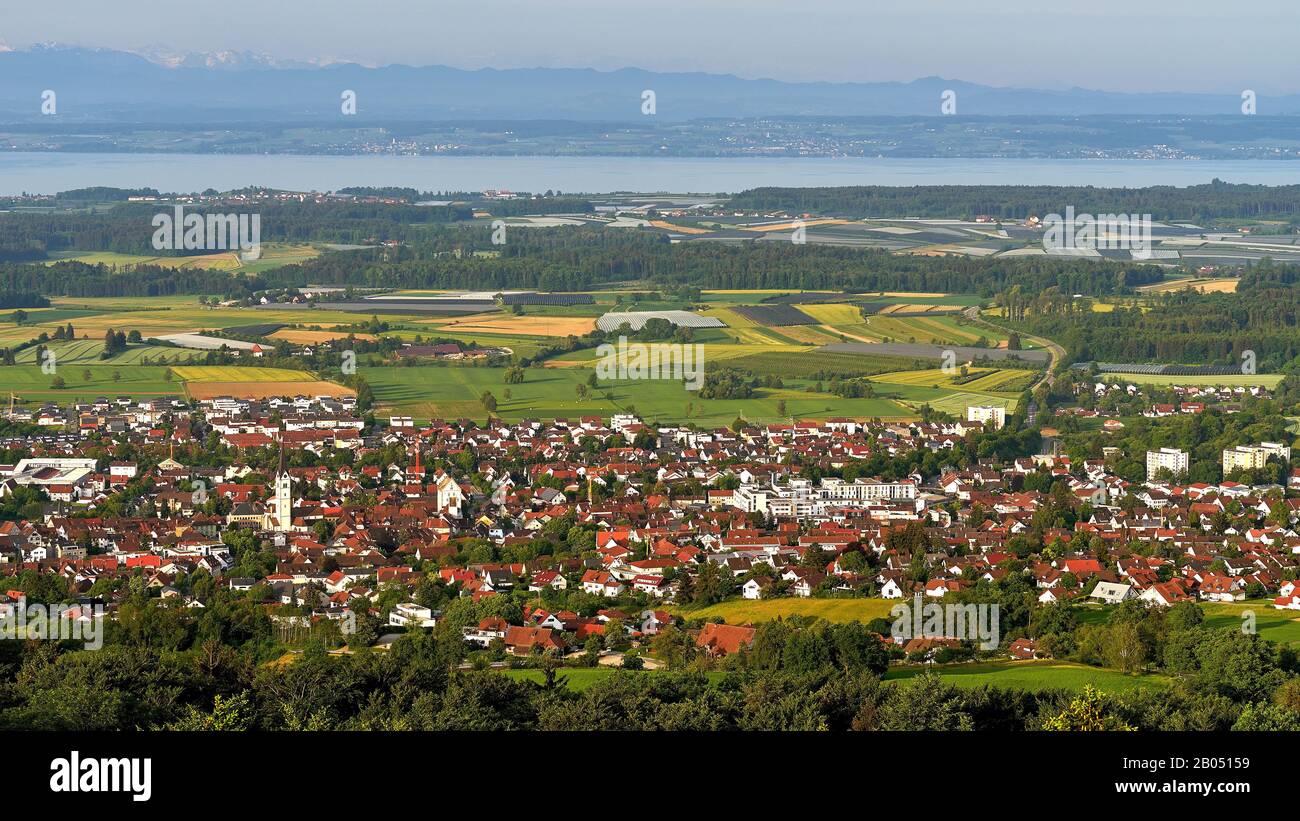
[885,660,1169,693]
[1200,601,1300,645]
[363,364,916,426]
[674,597,899,625]
[1077,600,1300,647]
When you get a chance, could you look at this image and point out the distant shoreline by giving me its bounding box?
[7,153,1300,196]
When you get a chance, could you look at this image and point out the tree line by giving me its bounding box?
[728,179,1300,222]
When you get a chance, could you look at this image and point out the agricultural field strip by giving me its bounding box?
[170,366,315,382]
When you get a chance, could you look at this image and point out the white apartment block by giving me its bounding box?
[732,477,916,516]
[1145,448,1189,480]
[1222,442,1292,474]
[966,405,1006,430]
[818,477,916,501]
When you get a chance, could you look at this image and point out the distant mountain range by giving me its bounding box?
[0,44,1296,122]
[129,46,331,72]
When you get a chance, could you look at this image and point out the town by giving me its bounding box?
[2,382,1297,672]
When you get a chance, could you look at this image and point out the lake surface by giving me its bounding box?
[4,152,1300,195]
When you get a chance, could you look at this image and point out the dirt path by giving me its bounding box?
[820,324,878,344]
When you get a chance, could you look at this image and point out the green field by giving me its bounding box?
[1101,373,1284,388]
[867,380,1020,416]
[11,339,195,365]
[0,294,423,350]
[0,365,180,402]
[385,328,555,359]
[3,308,106,324]
[0,295,426,348]
[732,350,935,378]
[884,660,1170,693]
[362,290,1023,426]
[1200,601,1300,645]
[675,597,899,625]
[554,343,813,368]
[363,365,916,425]
[0,361,327,407]
[45,242,321,274]
[0,291,1029,422]
[863,314,1012,347]
[171,365,315,382]
[1076,600,1300,647]
[702,300,1015,354]
[798,303,866,325]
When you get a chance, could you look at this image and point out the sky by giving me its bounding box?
[4,0,1300,94]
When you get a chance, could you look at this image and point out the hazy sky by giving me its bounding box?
[5,0,1299,93]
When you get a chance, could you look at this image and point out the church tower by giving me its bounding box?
[272,443,294,531]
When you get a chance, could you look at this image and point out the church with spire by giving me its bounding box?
[410,443,465,519]
[263,443,296,531]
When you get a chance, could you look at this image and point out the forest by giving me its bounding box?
[1004,260,1300,372]
[0,221,1165,299]
[728,179,1300,222]
[0,570,1295,731]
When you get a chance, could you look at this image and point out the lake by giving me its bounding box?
[4,152,1300,195]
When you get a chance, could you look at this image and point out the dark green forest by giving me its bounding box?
[1004,259,1300,371]
[1,576,1295,731]
[729,179,1300,222]
[0,223,1163,299]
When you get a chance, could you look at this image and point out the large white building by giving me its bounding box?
[1222,442,1292,474]
[1145,448,1189,480]
[966,405,1006,430]
[733,477,916,517]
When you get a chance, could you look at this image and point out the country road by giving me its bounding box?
[961,305,1065,394]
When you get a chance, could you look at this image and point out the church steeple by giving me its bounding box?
[270,440,294,531]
